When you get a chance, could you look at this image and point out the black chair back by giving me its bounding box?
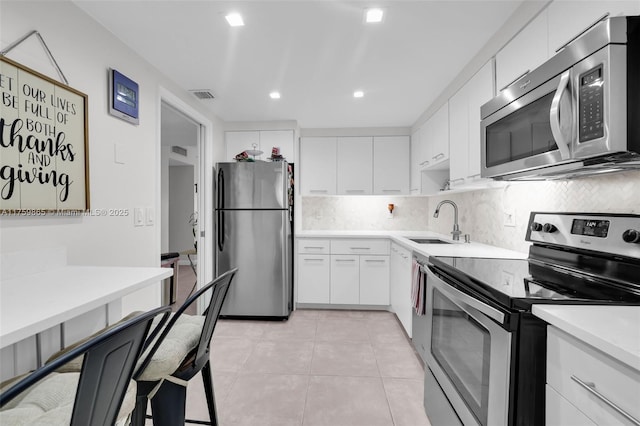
[0,305,171,426]
[135,268,237,380]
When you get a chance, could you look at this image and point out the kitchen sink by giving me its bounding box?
[407,238,451,244]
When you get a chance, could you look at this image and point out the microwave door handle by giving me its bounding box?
[550,70,572,160]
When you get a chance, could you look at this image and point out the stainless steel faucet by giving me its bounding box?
[433,200,462,241]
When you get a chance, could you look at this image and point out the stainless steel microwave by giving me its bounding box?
[480,15,640,180]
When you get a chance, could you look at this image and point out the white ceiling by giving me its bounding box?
[75,0,523,129]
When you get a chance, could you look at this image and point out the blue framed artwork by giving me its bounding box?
[108,68,139,125]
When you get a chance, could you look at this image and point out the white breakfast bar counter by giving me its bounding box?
[0,266,172,348]
[0,247,172,380]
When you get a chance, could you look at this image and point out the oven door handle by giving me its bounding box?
[426,266,505,324]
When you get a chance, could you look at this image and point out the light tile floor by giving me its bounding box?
[169,309,432,426]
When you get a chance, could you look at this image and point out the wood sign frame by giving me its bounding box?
[0,55,90,213]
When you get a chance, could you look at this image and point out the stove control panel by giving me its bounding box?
[526,212,640,259]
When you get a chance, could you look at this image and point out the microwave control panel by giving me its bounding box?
[578,65,604,142]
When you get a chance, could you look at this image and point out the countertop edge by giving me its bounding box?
[532,305,640,372]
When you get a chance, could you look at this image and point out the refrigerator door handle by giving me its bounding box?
[217,168,225,251]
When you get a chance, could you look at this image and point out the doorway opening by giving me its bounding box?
[160,101,200,311]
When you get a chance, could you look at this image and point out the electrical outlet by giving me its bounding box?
[504,209,516,227]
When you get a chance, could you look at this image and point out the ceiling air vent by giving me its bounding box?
[172,146,188,157]
[189,89,215,100]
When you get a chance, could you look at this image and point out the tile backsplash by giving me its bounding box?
[301,170,640,253]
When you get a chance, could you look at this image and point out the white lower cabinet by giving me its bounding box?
[297,255,330,303]
[330,255,360,304]
[297,238,390,306]
[546,385,596,426]
[359,256,390,305]
[546,326,640,426]
[389,242,412,336]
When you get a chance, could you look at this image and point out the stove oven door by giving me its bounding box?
[424,266,512,426]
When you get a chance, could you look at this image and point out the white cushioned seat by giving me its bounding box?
[0,372,136,425]
[138,313,205,381]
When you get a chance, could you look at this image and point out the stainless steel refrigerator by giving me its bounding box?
[215,161,293,319]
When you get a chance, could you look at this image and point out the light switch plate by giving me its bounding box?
[145,207,154,226]
[134,207,144,227]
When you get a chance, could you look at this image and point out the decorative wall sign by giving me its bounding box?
[108,68,139,125]
[0,56,90,212]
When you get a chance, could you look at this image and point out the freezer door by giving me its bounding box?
[217,161,289,209]
[216,209,291,317]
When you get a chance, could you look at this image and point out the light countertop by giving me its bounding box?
[296,230,528,259]
[532,305,640,371]
[0,265,172,348]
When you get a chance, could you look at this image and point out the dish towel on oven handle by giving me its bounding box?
[411,259,426,316]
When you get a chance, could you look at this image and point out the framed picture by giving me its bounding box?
[0,55,90,212]
[108,68,139,125]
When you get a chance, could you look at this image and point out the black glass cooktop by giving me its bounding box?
[429,254,640,311]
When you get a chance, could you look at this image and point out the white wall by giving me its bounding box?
[168,165,195,255]
[0,1,225,312]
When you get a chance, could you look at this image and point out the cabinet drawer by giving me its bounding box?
[298,239,330,254]
[547,326,640,425]
[546,385,596,426]
[331,239,389,255]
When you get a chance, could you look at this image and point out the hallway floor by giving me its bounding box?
[161,309,431,426]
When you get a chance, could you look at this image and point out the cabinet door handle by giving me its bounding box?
[381,189,401,193]
[309,189,328,194]
[365,259,386,263]
[350,247,371,250]
[303,258,325,262]
[345,189,365,194]
[450,177,465,184]
[570,375,640,426]
[304,246,324,249]
[335,259,356,262]
[432,153,445,161]
[419,160,430,166]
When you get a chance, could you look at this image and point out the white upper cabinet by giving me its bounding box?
[410,128,423,194]
[373,136,410,195]
[337,137,373,195]
[547,1,640,54]
[300,137,337,195]
[422,102,450,170]
[496,9,549,92]
[225,130,294,162]
[449,61,494,185]
[225,131,260,160]
[259,130,295,162]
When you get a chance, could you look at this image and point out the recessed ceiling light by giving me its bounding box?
[353,91,364,98]
[270,92,281,99]
[365,8,384,23]
[225,13,244,27]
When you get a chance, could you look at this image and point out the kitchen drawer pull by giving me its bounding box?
[303,258,325,262]
[419,160,430,166]
[309,189,328,193]
[571,375,640,426]
[350,247,371,250]
[381,189,401,193]
[365,259,386,263]
[335,259,356,262]
[432,153,445,161]
[345,189,365,193]
[304,246,325,249]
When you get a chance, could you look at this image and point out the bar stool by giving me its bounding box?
[160,252,180,305]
